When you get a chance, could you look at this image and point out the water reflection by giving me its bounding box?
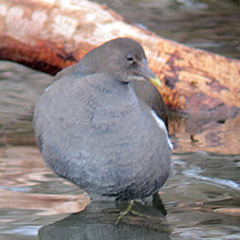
[0,145,239,239]
[0,61,53,147]
[38,200,171,240]
[165,153,240,239]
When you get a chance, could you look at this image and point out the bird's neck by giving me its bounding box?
[87,72,132,97]
[81,72,139,115]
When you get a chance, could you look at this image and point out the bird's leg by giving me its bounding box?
[115,200,134,225]
[115,194,167,225]
[115,198,154,224]
[152,192,167,216]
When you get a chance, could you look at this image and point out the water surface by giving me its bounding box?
[91,0,240,59]
[0,146,239,239]
[0,61,239,239]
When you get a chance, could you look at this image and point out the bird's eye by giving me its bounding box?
[126,55,134,63]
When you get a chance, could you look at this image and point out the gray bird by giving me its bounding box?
[33,38,173,201]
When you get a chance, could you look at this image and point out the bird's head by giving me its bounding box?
[79,38,161,87]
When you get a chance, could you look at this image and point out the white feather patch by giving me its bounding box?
[150,110,173,150]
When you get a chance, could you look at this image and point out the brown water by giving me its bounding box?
[0,0,240,239]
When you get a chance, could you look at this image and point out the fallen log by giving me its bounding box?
[0,0,239,118]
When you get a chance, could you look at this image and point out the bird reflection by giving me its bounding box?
[38,194,171,240]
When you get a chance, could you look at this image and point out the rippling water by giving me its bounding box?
[0,0,240,239]
[0,62,239,239]
[91,0,240,59]
[0,146,239,239]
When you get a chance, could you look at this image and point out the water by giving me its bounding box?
[91,0,240,59]
[0,146,239,239]
[1,0,240,239]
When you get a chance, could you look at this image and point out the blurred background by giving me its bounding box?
[90,0,240,59]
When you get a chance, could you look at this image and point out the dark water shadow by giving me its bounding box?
[38,196,171,240]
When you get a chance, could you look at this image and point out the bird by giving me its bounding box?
[33,38,173,201]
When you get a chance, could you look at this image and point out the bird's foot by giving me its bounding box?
[115,200,134,225]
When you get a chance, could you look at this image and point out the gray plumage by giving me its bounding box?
[34,38,173,200]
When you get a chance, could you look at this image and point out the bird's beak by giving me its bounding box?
[140,59,161,87]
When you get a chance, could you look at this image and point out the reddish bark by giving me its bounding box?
[0,0,239,118]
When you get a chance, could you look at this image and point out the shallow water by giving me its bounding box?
[0,0,240,239]
[0,147,239,239]
[0,62,239,239]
